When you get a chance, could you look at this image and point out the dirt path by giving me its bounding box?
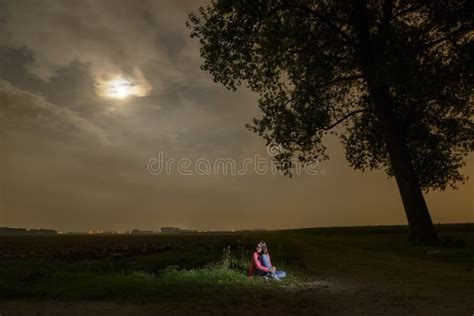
[1,276,471,316]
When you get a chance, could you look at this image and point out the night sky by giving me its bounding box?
[0,0,472,232]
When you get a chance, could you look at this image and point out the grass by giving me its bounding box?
[0,266,258,301]
[0,243,279,301]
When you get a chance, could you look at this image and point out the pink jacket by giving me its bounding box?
[248,251,271,277]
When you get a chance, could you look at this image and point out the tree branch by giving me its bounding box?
[316,74,364,89]
[283,74,364,107]
[421,25,474,50]
[259,4,356,48]
[323,109,372,130]
[393,3,427,18]
[301,6,356,47]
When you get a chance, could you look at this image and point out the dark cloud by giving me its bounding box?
[0,0,472,231]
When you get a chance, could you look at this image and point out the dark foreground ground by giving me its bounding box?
[0,224,473,315]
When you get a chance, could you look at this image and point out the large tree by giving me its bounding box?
[187,0,473,243]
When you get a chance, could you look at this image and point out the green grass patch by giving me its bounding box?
[0,247,281,301]
[0,265,273,301]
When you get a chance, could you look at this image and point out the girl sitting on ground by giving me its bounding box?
[248,241,286,281]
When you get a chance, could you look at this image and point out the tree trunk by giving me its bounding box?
[371,86,439,244]
[351,0,438,243]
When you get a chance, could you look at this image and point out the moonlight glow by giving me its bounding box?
[106,78,133,99]
[95,69,152,99]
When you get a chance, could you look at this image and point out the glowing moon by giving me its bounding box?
[95,69,152,100]
[106,78,132,99]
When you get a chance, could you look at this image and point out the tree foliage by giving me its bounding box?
[187,0,473,191]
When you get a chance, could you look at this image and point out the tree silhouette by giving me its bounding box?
[187,0,473,243]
